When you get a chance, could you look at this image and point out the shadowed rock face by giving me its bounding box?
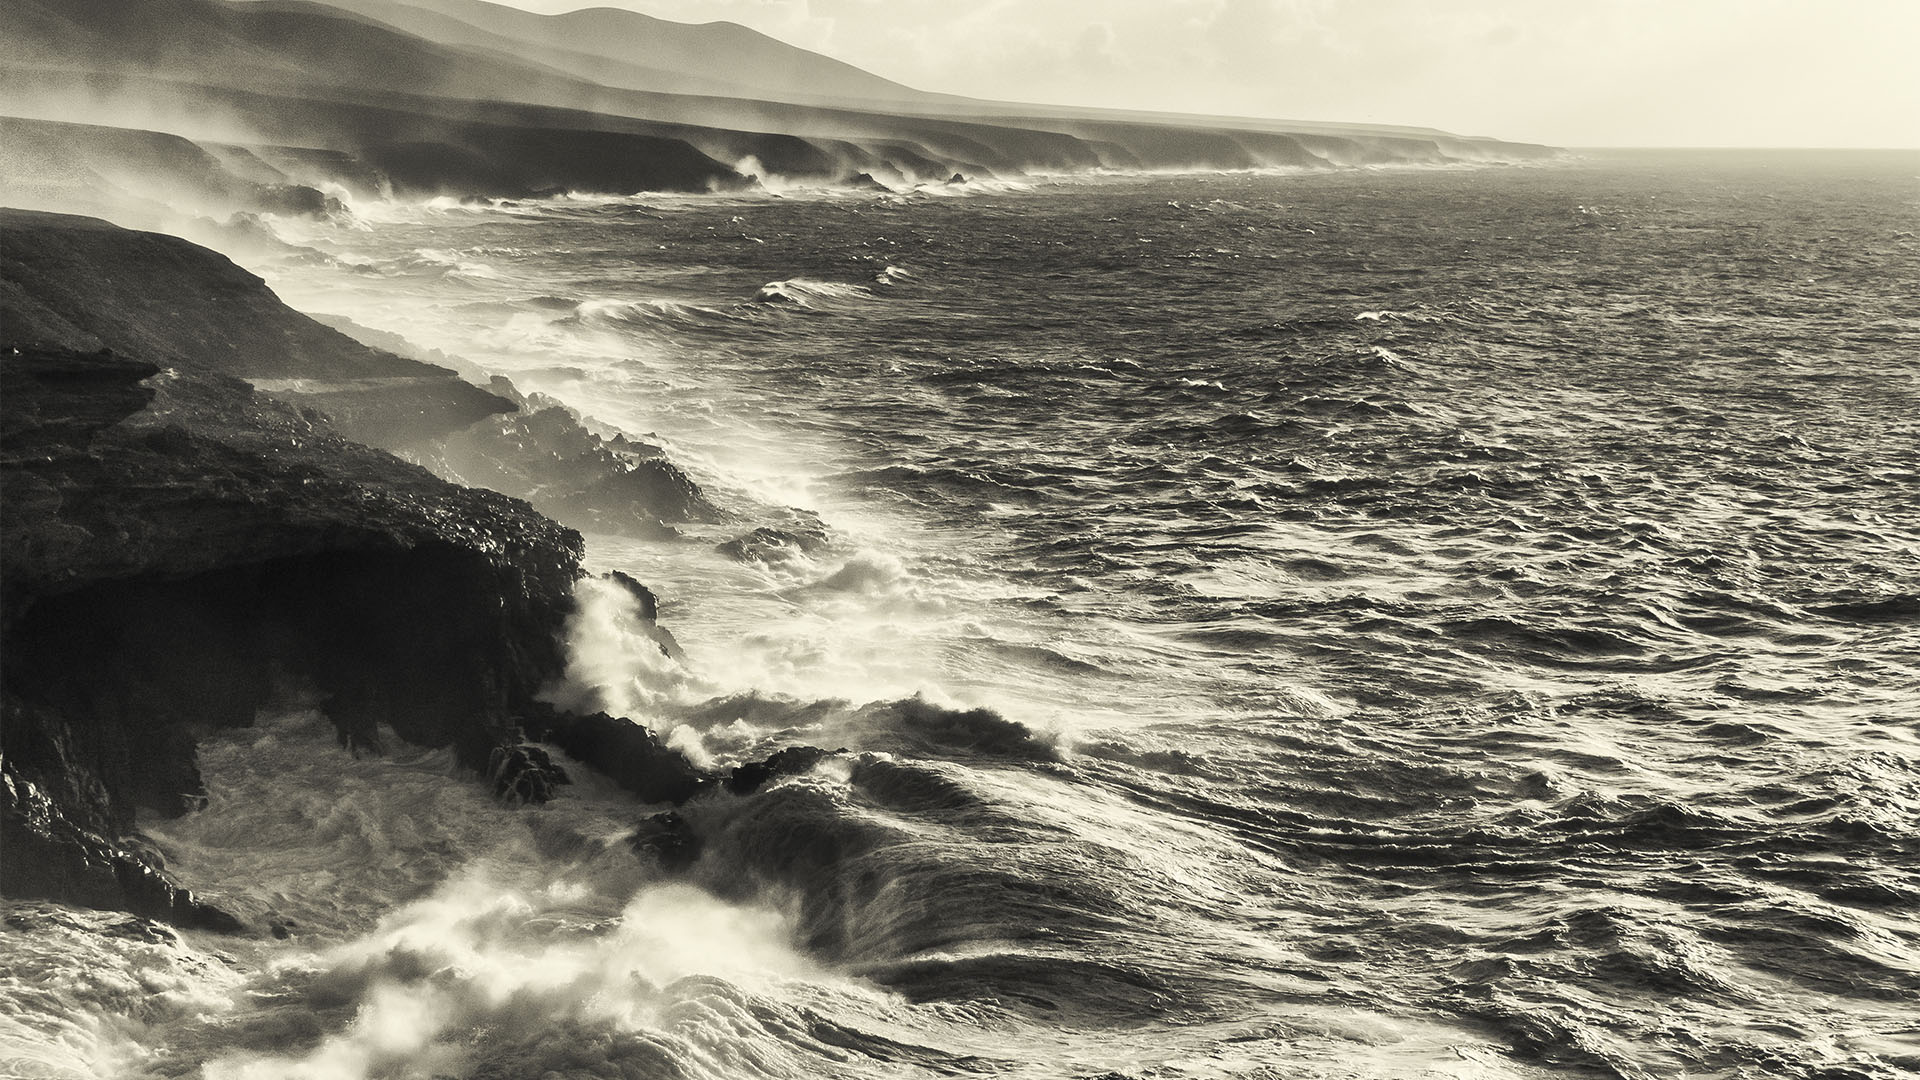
[358,125,750,199]
[518,704,709,806]
[0,208,516,450]
[715,522,831,566]
[0,218,722,542]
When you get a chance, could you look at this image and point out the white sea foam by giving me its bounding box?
[195,876,840,1080]
[7,711,903,1080]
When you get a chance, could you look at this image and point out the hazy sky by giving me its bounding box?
[493,0,1919,147]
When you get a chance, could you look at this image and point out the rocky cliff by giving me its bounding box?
[0,215,710,928]
[0,207,515,451]
[1,209,727,539]
[0,345,584,923]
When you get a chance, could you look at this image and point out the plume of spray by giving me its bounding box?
[541,576,707,719]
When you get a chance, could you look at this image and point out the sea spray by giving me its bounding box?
[540,575,705,719]
[193,877,844,1080]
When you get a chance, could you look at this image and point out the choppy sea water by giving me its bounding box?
[5,151,1918,1079]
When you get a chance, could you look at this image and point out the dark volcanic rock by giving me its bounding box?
[0,215,726,925]
[727,746,840,795]
[0,345,586,923]
[490,744,572,806]
[630,810,701,870]
[604,570,661,622]
[600,570,684,661]
[2,698,242,932]
[0,346,161,448]
[519,704,709,805]
[0,208,515,449]
[310,319,722,540]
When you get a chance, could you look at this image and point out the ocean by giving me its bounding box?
[5,150,1917,1079]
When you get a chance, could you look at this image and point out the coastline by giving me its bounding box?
[0,208,1042,929]
[0,210,717,926]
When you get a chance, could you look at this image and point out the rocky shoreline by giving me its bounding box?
[0,0,1560,944]
[0,210,729,929]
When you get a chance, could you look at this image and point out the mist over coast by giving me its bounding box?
[2,0,1554,225]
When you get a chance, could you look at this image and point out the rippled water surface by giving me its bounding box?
[7,151,1917,1079]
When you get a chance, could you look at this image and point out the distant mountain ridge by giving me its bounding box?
[287,0,937,108]
[281,0,1472,139]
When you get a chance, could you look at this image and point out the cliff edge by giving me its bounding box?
[0,213,707,928]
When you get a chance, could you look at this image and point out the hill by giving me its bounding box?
[0,0,1556,213]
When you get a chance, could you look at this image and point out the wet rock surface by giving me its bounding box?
[726,746,841,796]
[0,211,811,930]
[630,810,702,870]
[517,704,709,806]
[490,744,573,806]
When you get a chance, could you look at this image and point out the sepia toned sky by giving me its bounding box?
[493,0,1920,147]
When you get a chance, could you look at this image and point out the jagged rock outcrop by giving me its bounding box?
[630,810,701,870]
[599,570,685,660]
[430,398,722,538]
[288,323,726,541]
[726,746,839,796]
[6,208,734,546]
[517,703,708,805]
[490,743,571,805]
[0,211,851,928]
[0,208,515,450]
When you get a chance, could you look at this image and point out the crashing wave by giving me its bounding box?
[752,279,876,307]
